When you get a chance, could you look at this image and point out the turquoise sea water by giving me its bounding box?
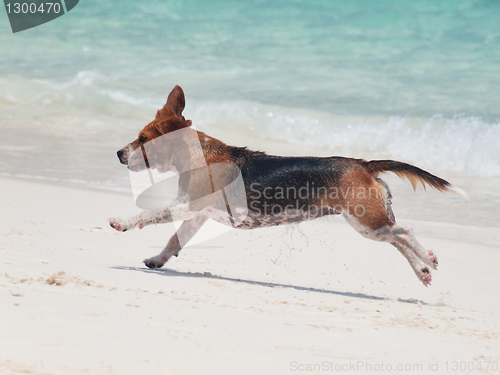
[1,0,499,243]
[2,0,500,117]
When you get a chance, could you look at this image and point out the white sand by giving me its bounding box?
[1,177,499,375]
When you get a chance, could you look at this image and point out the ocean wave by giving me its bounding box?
[1,73,499,178]
[0,72,161,119]
[33,71,99,90]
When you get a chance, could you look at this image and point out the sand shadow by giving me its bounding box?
[112,265,435,306]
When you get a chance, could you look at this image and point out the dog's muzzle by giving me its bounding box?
[117,146,130,165]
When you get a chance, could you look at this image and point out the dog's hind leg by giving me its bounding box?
[391,240,432,286]
[372,178,438,270]
[343,210,436,286]
[391,225,438,270]
[144,213,209,269]
[376,225,435,286]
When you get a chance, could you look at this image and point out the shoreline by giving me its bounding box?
[2,172,498,246]
[1,176,499,374]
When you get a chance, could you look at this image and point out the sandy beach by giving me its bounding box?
[2,0,500,373]
[1,176,499,375]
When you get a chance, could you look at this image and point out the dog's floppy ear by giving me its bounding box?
[156,85,185,119]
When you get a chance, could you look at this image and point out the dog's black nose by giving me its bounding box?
[117,149,128,165]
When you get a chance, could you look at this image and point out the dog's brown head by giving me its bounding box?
[117,85,193,167]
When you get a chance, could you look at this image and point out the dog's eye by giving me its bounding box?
[139,135,147,143]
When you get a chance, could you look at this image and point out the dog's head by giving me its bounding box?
[117,85,193,171]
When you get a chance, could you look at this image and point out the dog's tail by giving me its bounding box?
[363,160,469,200]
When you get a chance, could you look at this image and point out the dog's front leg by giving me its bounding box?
[109,209,173,232]
[108,200,194,232]
[144,213,209,269]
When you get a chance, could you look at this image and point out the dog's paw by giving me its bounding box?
[420,267,432,287]
[144,256,166,269]
[108,218,128,232]
[427,250,438,270]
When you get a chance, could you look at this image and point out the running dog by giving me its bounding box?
[109,85,467,286]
